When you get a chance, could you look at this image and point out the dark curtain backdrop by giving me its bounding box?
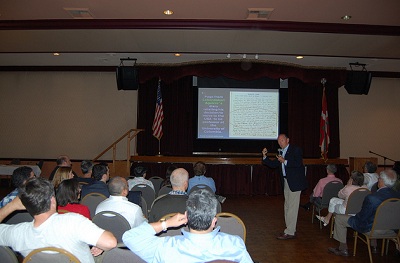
[135,62,347,195]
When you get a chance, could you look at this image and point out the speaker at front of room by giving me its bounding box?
[345,71,372,95]
[116,66,139,90]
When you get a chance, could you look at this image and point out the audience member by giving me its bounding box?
[128,166,154,191]
[0,177,117,262]
[0,166,35,208]
[392,161,400,192]
[52,166,74,189]
[77,160,95,184]
[187,161,216,193]
[96,176,145,228]
[48,155,77,181]
[316,171,364,226]
[123,189,253,263]
[149,168,189,223]
[56,178,90,219]
[161,165,178,187]
[363,161,379,191]
[328,169,400,256]
[81,164,110,199]
[301,164,342,211]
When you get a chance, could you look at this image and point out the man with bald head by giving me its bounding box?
[148,168,189,223]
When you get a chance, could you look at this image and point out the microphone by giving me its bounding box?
[277,148,282,156]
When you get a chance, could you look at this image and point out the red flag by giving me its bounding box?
[319,87,330,160]
[152,79,164,140]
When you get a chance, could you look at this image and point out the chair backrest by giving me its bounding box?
[345,188,371,215]
[148,176,164,195]
[130,184,155,211]
[320,181,344,206]
[189,184,214,195]
[102,245,146,263]
[140,196,148,218]
[370,198,400,234]
[127,190,142,206]
[92,211,131,243]
[158,185,172,197]
[157,213,188,237]
[3,211,33,224]
[22,247,80,263]
[216,212,246,243]
[0,246,19,263]
[80,192,107,219]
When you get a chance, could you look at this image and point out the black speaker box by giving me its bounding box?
[345,71,372,95]
[116,66,139,90]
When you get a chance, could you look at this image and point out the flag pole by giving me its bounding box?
[157,138,161,156]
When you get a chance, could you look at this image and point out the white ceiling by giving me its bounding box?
[1,0,400,72]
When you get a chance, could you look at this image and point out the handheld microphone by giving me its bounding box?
[277,148,282,156]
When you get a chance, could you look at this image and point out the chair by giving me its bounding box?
[329,187,371,238]
[216,212,246,243]
[353,198,400,263]
[22,247,80,263]
[92,211,131,243]
[130,184,155,212]
[311,181,344,229]
[140,196,148,218]
[80,192,107,219]
[158,185,172,197]
[3,211,33,224]
[157,213,189,237]
[189,184,214,195]
[0,246,19,263]
[148,176,164,195]
[102,243,146,263]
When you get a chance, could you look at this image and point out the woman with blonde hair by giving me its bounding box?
[52,166,74,189]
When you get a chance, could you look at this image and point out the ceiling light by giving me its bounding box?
[164,10,174,15]
[53,53,60,56]
[296,56,303,59]
[174,53,181,57]
[341,15,351,20]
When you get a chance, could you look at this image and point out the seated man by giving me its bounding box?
[148,168,189,223]
[123,189,253,263]
[363,161,379,191]
[0,177,117,263]
[128,166,154,191]
[0,166,35,208]
[96,176,145,228]
[48,155,77,181]
[301,164,342,210]
[81,163,110,199]
[328,169,400,256]
[77,160,95,185]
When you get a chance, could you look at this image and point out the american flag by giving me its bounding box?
[319,87,330,160]
[152,79,164,140]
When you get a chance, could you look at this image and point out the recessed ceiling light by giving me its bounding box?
[341,15,351,20]
[164,10,174,15]
[296,56,303,59]
[53,53,60,56]
[174,53,181,57]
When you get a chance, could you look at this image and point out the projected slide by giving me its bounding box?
[198,88,279,140]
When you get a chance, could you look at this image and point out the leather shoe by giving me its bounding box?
[328,247,349,257]
[276,233,296,240]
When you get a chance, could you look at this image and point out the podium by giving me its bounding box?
[349,157,378,173]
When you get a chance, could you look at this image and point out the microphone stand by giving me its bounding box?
[369,151,396,168]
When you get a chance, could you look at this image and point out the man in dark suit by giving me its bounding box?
[328,169,400,256]
[80,163,110,199]
[262,133,307,240]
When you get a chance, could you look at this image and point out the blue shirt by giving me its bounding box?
[0,188,18,208]
[188,175,216,193]
[123,222,253,263]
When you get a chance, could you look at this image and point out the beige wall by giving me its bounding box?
[0,71,138,160]
[339,77,400,164]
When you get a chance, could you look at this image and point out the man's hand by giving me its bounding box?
[167,212,188,228]
[9,197,26,210]
[90,246,104,257]
[277,156,285,163]
[262,148,268,157]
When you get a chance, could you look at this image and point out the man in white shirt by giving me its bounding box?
[128,166,154,191]
[363,161,379,191]
[0,177,116,263]
[96,176,145,228]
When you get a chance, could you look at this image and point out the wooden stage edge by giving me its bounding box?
[131,155,348,166]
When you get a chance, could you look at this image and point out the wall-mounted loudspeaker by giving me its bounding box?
[116,66,139,90]
[345,71,372,95]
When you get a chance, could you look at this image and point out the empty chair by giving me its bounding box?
[3,211,33,224]
[148,176,164,195]
[80,192,107,219]
[188,184,214,195]
[130,184,155,212]
[0,246,18,263]
[158,185,172,197]
[329,187,371,238]
[22,247,80,263]
[353,198,400,263]
[312,181,344,228]
[216,212,246,243]
[92,211,131,243]
[102,243,146,263]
